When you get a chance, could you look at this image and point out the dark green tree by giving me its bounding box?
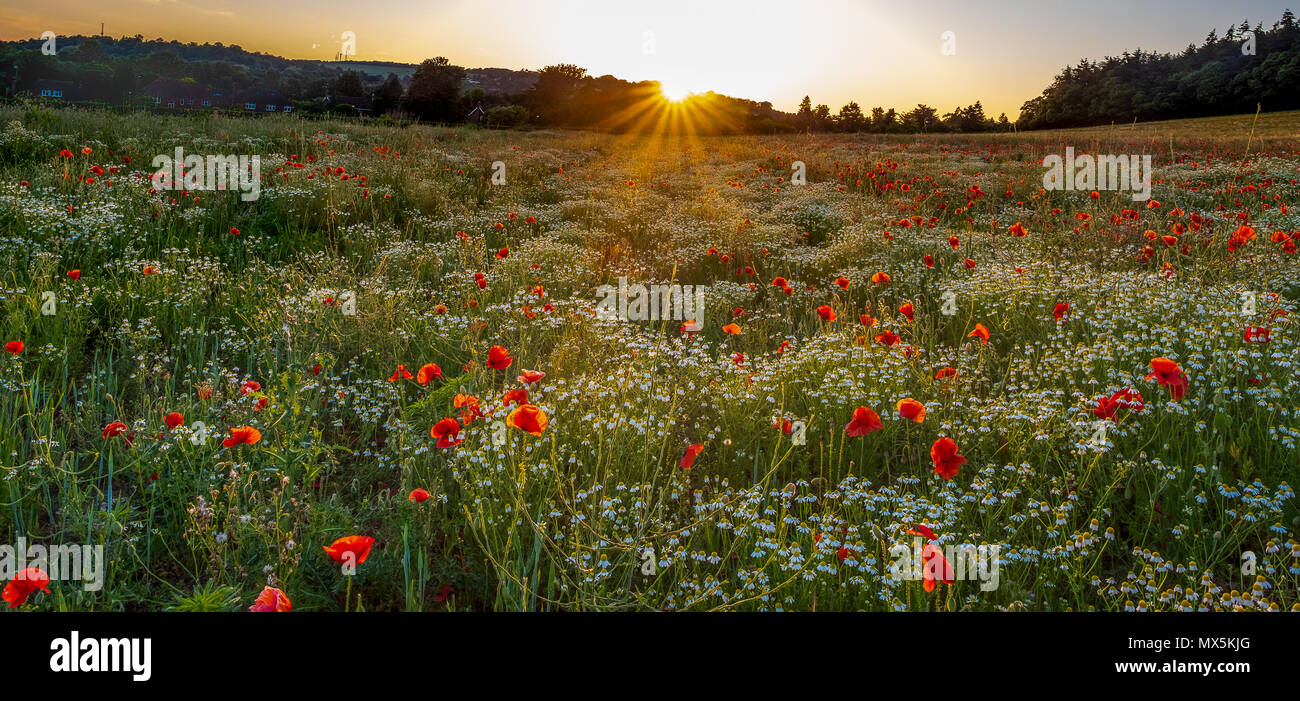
[333,70,365,97]
[405,57,466,122]
[372,73,404,115]
[836,101,865,132]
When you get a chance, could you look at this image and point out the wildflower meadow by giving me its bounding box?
[2,104,1298,613]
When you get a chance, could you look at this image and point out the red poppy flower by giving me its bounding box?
[871,272,891,285]
[948,235,960,249]
[67,270,81,280]
[4,341,22,355]
[496,247,509,259]
[240,380,261,396]
[907,524,938,540]
[312,364,323,376]
[430,418,463,448]
[1243,327,1271,343]
[388,364,413,382]
[416,363,442,385]
[1145,357,1188,401]
[102,422,128,438]
[924,254,934,268]
[934,367,957,380]
[517,369,546,384]
[967,323,990,344]
[249,586,291,612]
[679,443,704,470]
[164,412,184,429]
[930,437,966,479]
[875,331,899,346]
[963,258,976,269]
[898,302,914,321]
[222,426,262,447]
[1008,222,1027,237]
[920,543,955,592]
[1094,387,1145,420]
[722,323,742,335]
[3,568,51,608]
[833,276,850,289]
[322,535,374,567]
[487,345,513,369]
[409,488,432,503]
[506,404,548,436]
[897,398,926,423]
[502,388,529,406]
[845,407,883,437]
[816,305,837,322]
[1053,303,1069,322]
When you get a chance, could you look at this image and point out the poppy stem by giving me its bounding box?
[345,574,352,613]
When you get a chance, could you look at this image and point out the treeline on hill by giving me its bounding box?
[791,96,1013,134]
[0,34,1020,133]
[0,35,532,125]
[1017,11,1300,129]
[0,35,344,101]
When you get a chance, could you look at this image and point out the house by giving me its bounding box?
[232,89,296,114]
[467,104,485,125]
[33,79,88,102]
[140,78,225,109]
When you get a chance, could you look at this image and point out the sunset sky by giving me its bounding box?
[1,0,1292,117]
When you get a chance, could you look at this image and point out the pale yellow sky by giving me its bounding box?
[1,0,1290,118]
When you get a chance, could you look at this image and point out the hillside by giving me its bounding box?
[0,35,539,93]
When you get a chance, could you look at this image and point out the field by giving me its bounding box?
[1,105,1298,612]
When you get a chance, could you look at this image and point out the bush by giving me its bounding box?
[484,105,528,128]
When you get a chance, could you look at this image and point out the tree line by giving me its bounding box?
[1017,11,1300,129]
[791,96,1013,134]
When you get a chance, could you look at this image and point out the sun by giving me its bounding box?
[659,80,692,102]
